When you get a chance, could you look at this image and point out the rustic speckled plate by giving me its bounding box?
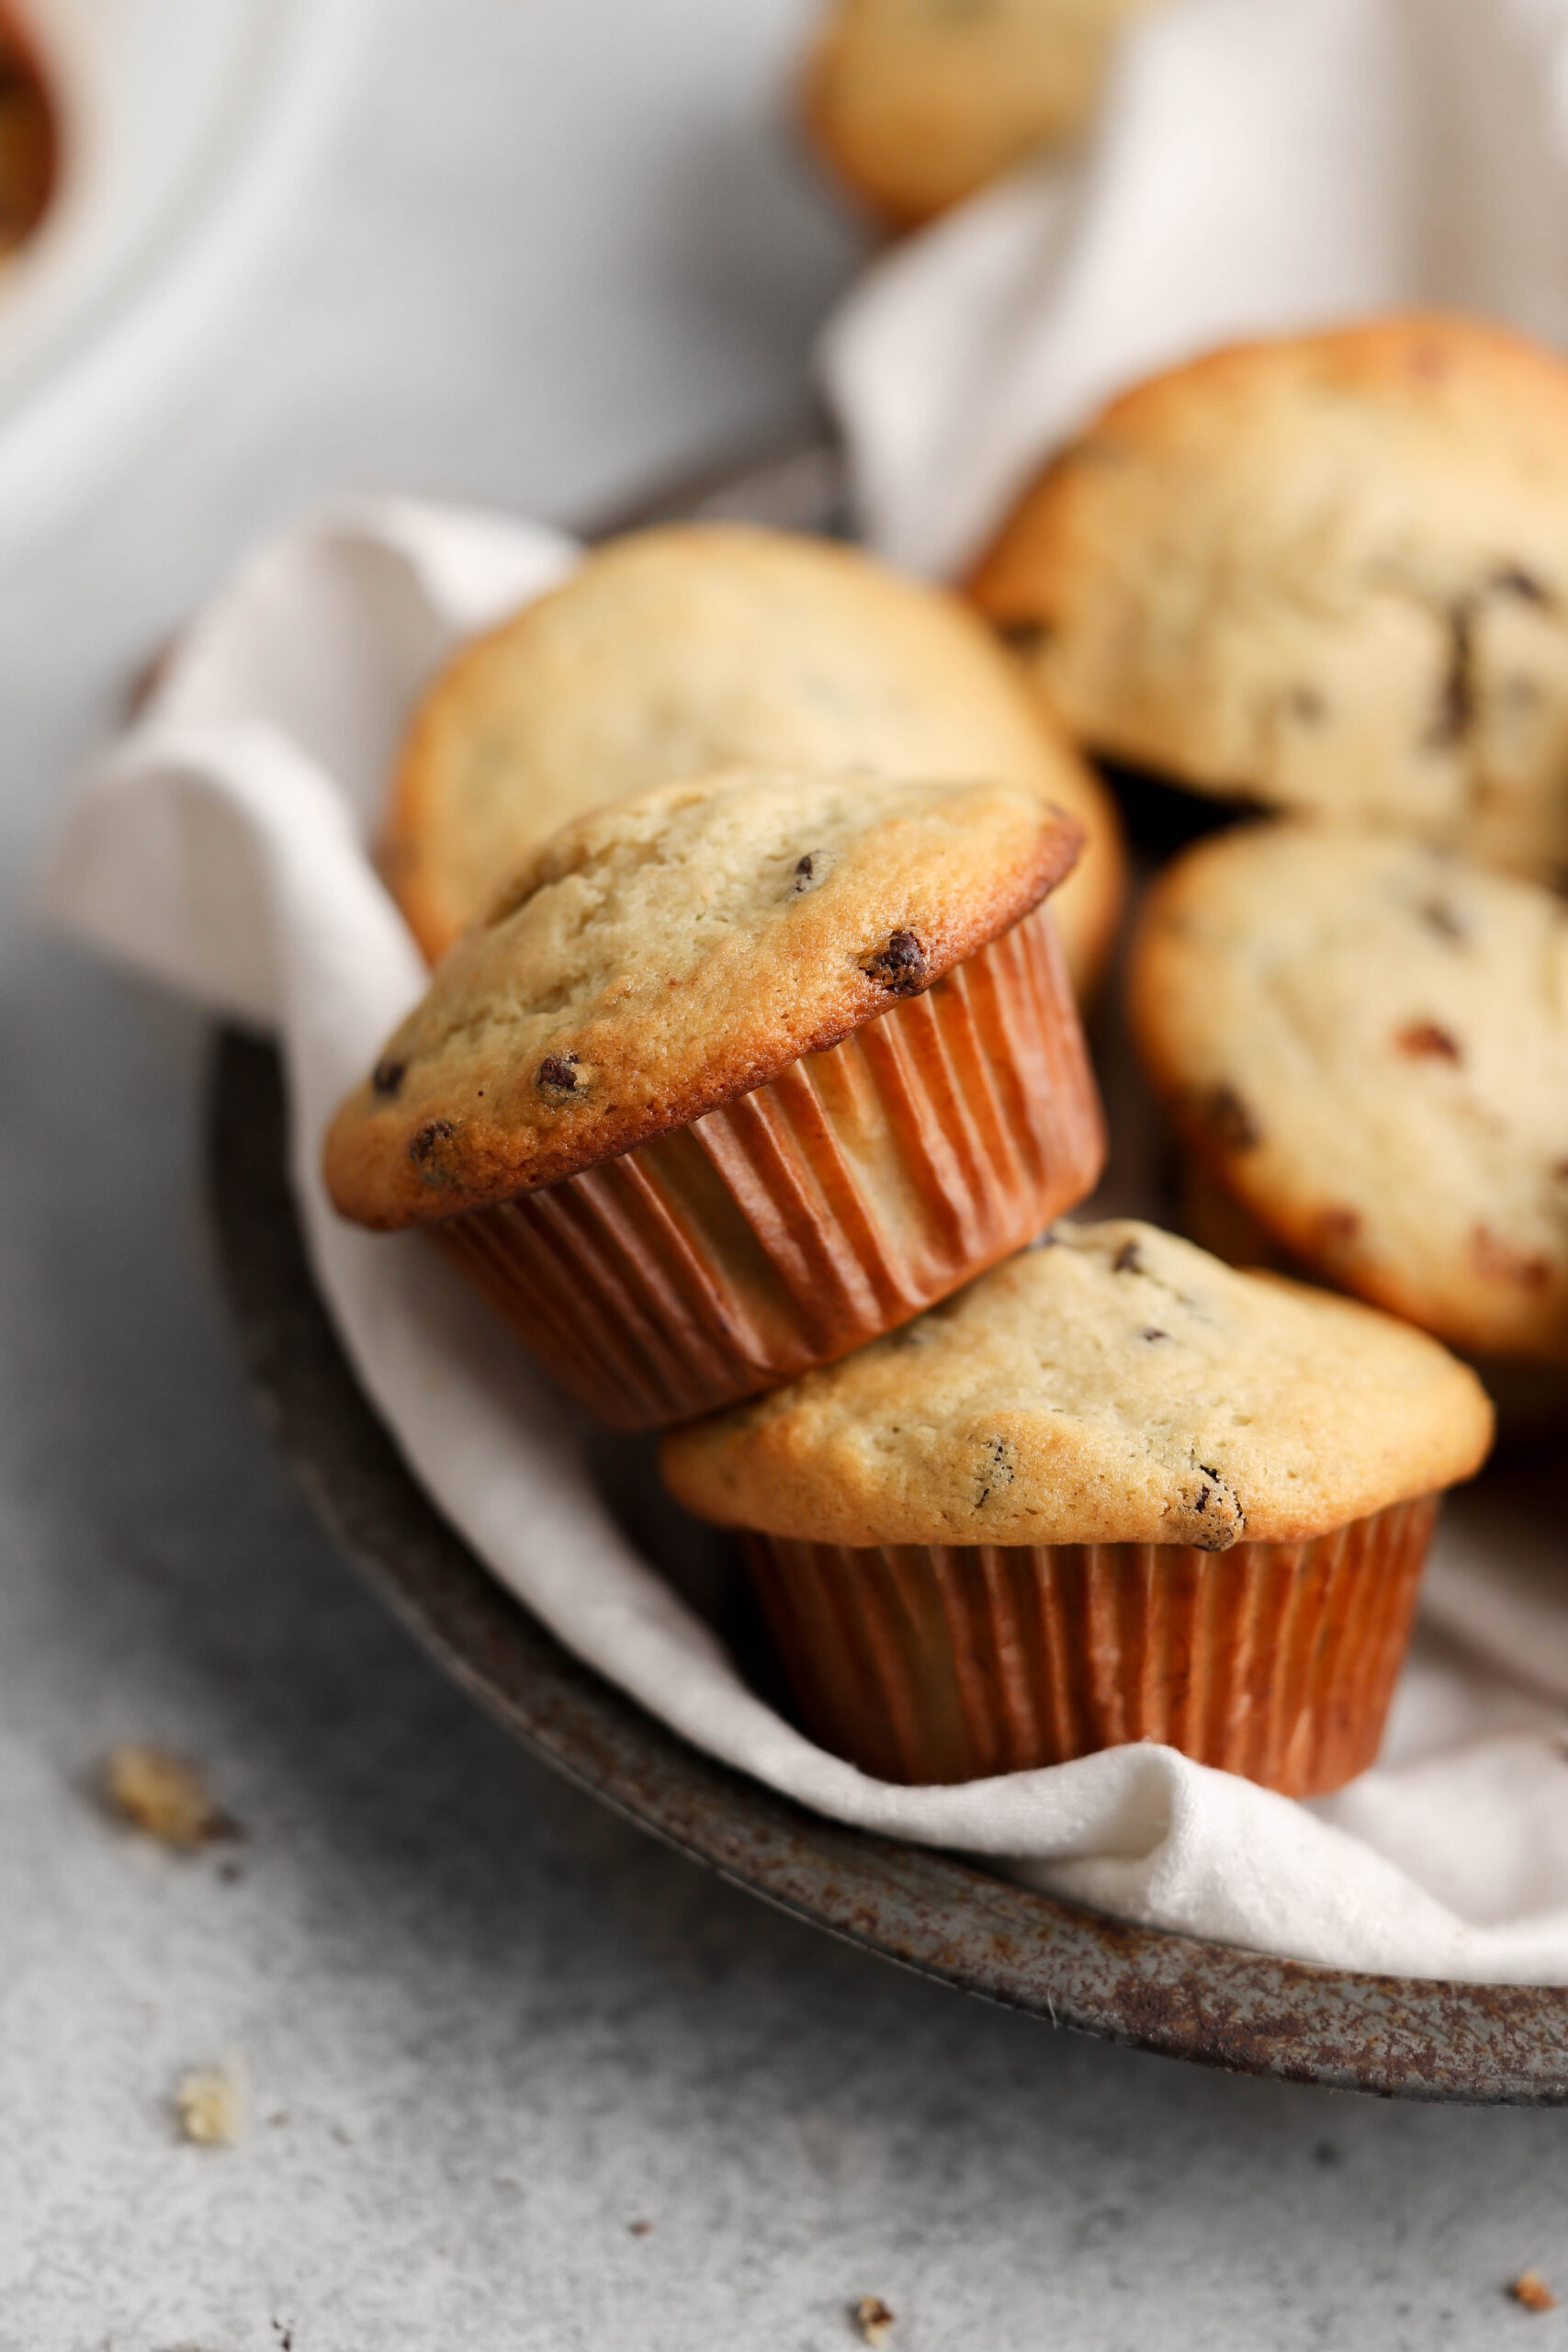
[205,441,1568,2105]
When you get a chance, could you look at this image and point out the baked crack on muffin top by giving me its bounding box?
[661,1220,1494,1549]
[326,763,1082,1227]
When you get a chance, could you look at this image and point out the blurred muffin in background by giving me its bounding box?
[969,314,1568,887]
[801,0,1157,228]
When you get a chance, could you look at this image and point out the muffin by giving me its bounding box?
[1129,821,1568,1368]
[801,0,1157,227]
[662,1221,1494,1792]
[328,765,1104,1428]
[968,315,1568,882]
[383,521,1124,998]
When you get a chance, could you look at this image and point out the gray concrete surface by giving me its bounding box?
[2,5,1566,2346]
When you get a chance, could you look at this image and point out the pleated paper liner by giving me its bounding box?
[741,1495,1439,1797]
[431,901,1103,1428]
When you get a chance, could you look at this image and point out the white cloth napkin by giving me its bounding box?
[822,0,1568,578]
[44,500,1568,1982]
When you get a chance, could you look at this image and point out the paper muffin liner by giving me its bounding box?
[431,902,1103,1428]
[740,1495,1439,1796]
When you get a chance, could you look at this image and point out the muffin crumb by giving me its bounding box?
[1510,2272,1558,2312]
[175,2064,247,2147]
[101,1744,239,1849]
[853,2295,896,2345]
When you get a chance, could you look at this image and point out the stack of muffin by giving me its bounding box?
[326,325,1566,1799]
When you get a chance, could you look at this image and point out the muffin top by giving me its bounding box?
[382,519,1122,995]
[327,763,1081,1228]
[802,0,1155,226]
[660,1220,1494,1548]
[967,313,1568,880]
[1129,820,1568,1364]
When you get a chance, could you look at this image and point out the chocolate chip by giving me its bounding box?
[1395,1019,1462,1062]
[371,1057,405,1097]
[996,617,1050,658]
[862,931,930,996]
[1142,1327,1170,1343]
[1427,604,1475,747]
[408,1118,455,1166]
[1112,1240,1144,1274]
[536,1053,581,1096]
[793,852,829,894]
[1492,564,1551,605]
[1417,896,1468,945]
[1471,1225,1552,1290]
[1197,1084,1261,1152]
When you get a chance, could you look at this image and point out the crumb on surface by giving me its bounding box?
[628,2219,652,2236]
[1511,2272,1559,2312]
[101,1744,239,1849]
[853,2294,896,2346]
[175,2064,247,2148]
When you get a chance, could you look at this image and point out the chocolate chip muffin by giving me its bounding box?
[1129,820,1568,1369]
[383,521,1124,997]
[969,315,1568,882]
[802,0,1156,226]
[329,764,1103,1426]
[662,1219,1494,1792]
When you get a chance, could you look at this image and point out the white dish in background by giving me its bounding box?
[0,0,366,556]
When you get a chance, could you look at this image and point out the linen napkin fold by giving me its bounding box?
[822,0,1568,579]
[42,499,1568,1981]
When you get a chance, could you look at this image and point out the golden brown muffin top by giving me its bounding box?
[969,313,1568,882]
[327,763,1081,1228]
[802,0,1156,227]
[1129,820,1568,1365]
[661,1220,1494,1548]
